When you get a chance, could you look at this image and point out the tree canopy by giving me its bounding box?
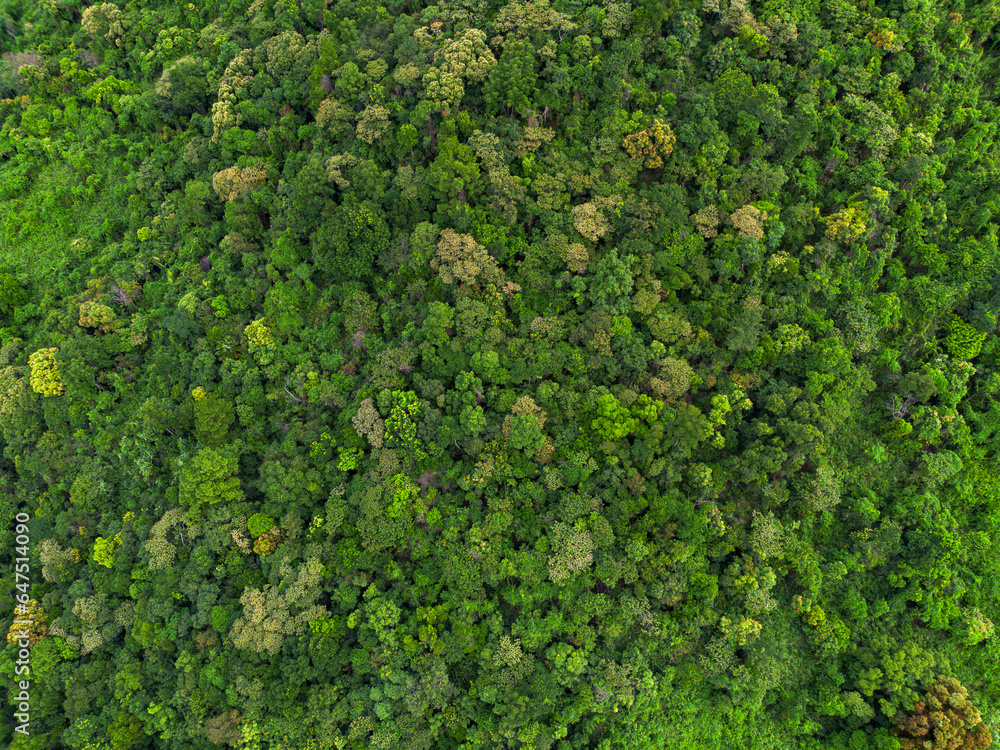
[0,0,999,748]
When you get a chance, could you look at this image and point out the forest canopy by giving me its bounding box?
[0,0,1000,748]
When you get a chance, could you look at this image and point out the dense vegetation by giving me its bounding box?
[1,0,999,747]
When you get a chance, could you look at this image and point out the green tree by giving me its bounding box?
[0,271,29,314]
[193,389,235,448]
[484,41,537,116]
[155,56,208,119]
[311,199,390,281]
[106,712,148,750]
[425,127,482,208]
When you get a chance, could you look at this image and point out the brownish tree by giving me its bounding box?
[893,676,993,750]
[204,710,242,746]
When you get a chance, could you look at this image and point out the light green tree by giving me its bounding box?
[592,394,637,440]
[179,448,243,519]
[944,316,987,360]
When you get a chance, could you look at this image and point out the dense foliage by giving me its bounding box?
[1,0,999,748]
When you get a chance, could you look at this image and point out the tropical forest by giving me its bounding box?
[0,0,998,748]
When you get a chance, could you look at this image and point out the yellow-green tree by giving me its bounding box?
[547,522,595,584]
[823,202,869,244]
[245,318,276,365]
[572,200,616,243]
[622,119,676,168]
[212,164,268,202]
[28,347,64,396]
[352,397,385,448]
[81,3,125,44]
[92,533,123,568]
[439,28,496,84]
[727,205,768,240]
[78,301,120,333]
[356,104,391,144]
[432,229,499,286]
[229,558,326,654]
